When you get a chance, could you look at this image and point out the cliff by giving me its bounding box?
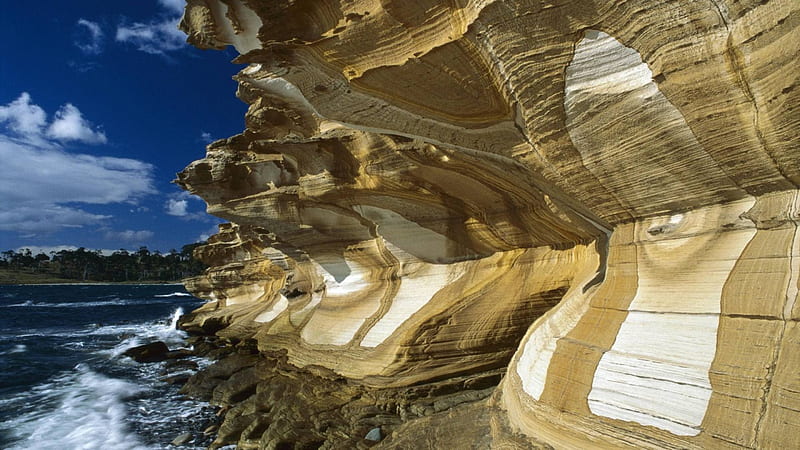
[175,0,799,448]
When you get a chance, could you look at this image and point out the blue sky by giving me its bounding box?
[0,0,247,254]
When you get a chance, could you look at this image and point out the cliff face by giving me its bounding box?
[176,0,799,448]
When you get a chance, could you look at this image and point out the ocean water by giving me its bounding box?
[0,284,217,449]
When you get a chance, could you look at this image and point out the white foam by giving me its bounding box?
[0,366,149,450]
[101,308,189,358]
[0,298,179,308]
[0,344,27,355]
[154,292,193,298]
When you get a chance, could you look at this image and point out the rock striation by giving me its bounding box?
[175,0,799,448]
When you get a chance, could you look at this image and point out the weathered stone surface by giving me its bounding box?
[174,0,799,448]
[178,345,503,449]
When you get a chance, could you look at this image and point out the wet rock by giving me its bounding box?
[164,358,199,372]
[178,314,226,335]
[171,432,192,446]
[180,353,259,401]
[165,349,194,359]
[123,341,169,363]
[161,374,192,385]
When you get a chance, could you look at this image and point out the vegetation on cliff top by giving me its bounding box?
[0,244,207,284]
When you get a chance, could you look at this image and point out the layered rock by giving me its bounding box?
[176,0,798,448]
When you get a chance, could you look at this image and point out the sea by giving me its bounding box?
[0,284,219,449]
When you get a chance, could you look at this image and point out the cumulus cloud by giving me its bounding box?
[200,131,214,143]
[103,229,155,243]
[75,19,104,55]
[47,104,107,144]
[0,93,106,146]
[164,191,207,219]
[0,92,47,136]
[116,1,186,57]
[165,198,189,216]
[0,93,156,235]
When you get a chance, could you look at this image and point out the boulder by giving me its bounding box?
[122,341,169,363]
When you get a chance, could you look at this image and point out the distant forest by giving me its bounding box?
[0,244,207,282]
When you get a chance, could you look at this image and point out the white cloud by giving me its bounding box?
[157,0,185,14]
[116,10,186,56]
[164,191,208,219]
[47,104,107,144]
[0,205,110,234]
[75,19,104,55]
[165,198,188,216]
[0,93,107,145]
[0,93,156,235]
[0,93,47,136]
[198,225,220,242]
[0,137,154,207]
[200,131,214,143]
[103,229,155,243]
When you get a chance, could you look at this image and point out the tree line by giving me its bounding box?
[0,244,207,282]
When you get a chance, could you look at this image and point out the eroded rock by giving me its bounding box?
[174,0,799,448]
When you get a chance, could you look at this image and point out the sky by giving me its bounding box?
[0,0,248,254]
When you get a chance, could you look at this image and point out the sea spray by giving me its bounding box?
[1,366,149,450]
[0,284,215,449]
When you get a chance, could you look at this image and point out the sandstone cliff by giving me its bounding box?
[175,0,799,448]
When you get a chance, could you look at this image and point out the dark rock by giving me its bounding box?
[178,315,226,335]
[164,358,199,372]
[123,341,170,363]
[180,354,259,400]
[211,366,261,404]
[161,374,192,385]
[166,349,194,359]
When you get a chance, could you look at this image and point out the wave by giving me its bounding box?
[0,366,149,450]
[153,292,193,298]
[6,308,190,351]
[101,308,189,358]
[2,300,127,308]
[0,298,179,308]
[0,344,27,355]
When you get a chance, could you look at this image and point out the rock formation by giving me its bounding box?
[175,0,799,448]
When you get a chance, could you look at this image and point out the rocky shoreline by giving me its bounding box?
[168,321,511,449]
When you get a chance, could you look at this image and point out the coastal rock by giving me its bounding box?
[171,432,193,446]
[123,341,170,363]
[175,0,799,448]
